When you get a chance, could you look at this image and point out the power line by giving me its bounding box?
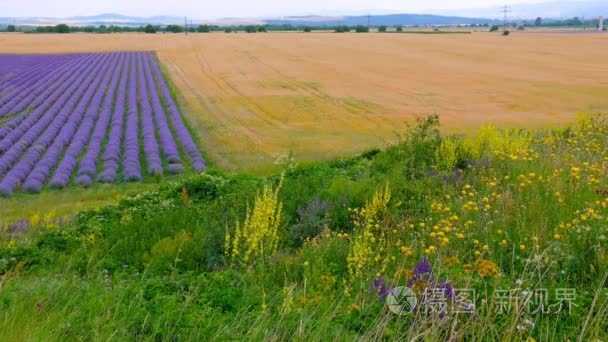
[501,5,512,30]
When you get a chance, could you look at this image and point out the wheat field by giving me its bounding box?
[2,32,608,169]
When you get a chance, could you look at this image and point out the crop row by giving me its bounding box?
[0,52,206,196]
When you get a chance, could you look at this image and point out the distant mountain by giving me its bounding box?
[432,0,608,20]
[266,14,499,27]
[0,13,185,27]
[0,13,500,27]
[3,1,607,28]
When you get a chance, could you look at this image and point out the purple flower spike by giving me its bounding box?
[372,277,389,300]
[413,257,432,278]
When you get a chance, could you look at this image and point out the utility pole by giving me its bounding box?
[184,16,188,35]
[367,13,371,29]
[501,5,512,30]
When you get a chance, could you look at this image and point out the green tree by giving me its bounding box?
[197,25,210,33]
[535,17,542,26]
[245,25,257,33]
[355,25,369,33]
[54,24,70,33]
[303,26,312,32]
[7,24,16,32]
[224,27,233,33]
[378,25,387,32]
[144,25,157,34]
[490,25,499,32]
[335,25,350,33]
[166,25,184,33]
[257,25,267,32]
[396,25,403,32]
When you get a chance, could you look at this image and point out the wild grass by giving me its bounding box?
[0,114,607,340]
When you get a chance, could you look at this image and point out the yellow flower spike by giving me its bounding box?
[519,244,526,251]
[553,234,561,241]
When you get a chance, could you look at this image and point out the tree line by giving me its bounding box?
[2,16,604,34]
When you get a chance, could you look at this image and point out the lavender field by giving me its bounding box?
[0,52,206,196]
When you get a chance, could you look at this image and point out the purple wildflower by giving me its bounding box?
[372,277,390,300]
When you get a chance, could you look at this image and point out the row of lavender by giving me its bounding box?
[0,52,206,196]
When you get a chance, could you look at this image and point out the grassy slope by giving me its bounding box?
[0,182,158,226]
[0,115,607,340]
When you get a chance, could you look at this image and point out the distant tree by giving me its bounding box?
[535,17,542,26]
[572,17,582,26]
[489,25,499,32]
[166,25,184,33]
[517,25,525,30]
[197,24,210,33]
[54,24,70,33]
[257,25,267,32]
[144,25,157,34]
[355,25,369,33]
[335,25,350,33]
[378,25,387,32]
[245,25,257,33]
[7,24,16,32]
[224,27,233,33]
[396,25,403,32]
[303,26,312,32]
[502,30,510,36]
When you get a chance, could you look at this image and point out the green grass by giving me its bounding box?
[0,182,158,226]
[0,115,607,340]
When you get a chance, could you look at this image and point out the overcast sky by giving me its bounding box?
[0,0,555,18]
